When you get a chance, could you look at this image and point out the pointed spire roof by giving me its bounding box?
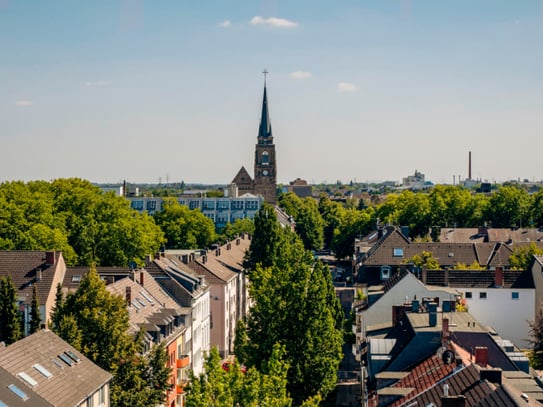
[258,77,273,144]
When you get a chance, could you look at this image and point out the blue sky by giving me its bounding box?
[2,1,542,185]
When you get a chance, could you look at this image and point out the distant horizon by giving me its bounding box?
[2,2,542,185]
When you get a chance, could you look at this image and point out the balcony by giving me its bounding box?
[177,354,190,369]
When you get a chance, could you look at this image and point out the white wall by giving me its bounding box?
[461,287,534,349]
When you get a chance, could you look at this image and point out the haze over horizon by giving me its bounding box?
[2,1,543,186]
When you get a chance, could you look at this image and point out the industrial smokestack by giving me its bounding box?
[469,151,472,180]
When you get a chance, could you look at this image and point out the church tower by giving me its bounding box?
[253,71,277,204]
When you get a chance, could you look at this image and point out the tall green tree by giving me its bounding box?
[240,223,343,405]
[154,198,216,249]
[29,284,42,334]
[0,276,22,345]
[529,308,543,369]
[219,218,254,241]
[509,243,543,270]
[485,185,531,228]
[186,345,293,407]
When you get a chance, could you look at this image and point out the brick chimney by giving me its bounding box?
[125,286,132,305]
[494,266,504,287]
[139,272,144,287]
[474,346,488,367]
[45,251,56,266]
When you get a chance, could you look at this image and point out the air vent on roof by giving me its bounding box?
[8,384,29,401]
[33,363,53,379]
[51,358,64,369]
[17,372,38,387]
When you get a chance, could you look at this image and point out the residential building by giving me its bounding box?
[0,251,67,335]
[144,256,211,376]
[0,330,112,407]
[128,194,263,229]
[178,236,251,358]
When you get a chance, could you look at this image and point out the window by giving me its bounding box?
[72,275,82,283]
[189,200,200,209]
[380,266,391,280]
[465,292,472,299]
[8,384,28,401]
[393,248,403,257]
[131,200,144,210]
[33,363,53,378]
[17,372,38,387]
[147,200,157,210]
[203,200,215,210]
[231,200,244,210]
[99,387,105,406]
[262,151,269,165]
[479,292,487,299]
[512,292,520,300]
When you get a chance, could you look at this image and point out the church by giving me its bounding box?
[231,76,277,205]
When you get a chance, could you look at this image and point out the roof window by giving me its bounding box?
[393,248,403,257]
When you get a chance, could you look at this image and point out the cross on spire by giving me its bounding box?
[262,69,269,84]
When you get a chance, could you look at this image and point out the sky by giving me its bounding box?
[2,1,543,186]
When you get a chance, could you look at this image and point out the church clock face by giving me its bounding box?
[262,170,269,176]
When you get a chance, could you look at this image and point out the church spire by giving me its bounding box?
[258,69,273,144]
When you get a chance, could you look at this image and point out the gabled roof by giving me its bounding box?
[0,251,64,306]
[0,330,112,406]
[232,166,253,186]
[190,237,250,284]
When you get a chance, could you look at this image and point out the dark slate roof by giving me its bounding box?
[451,332,518,372]
[0,251,64,306]
[0,330,112,406]
[401,363,518,407]
[257,84,273,142]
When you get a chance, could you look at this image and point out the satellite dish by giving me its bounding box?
[442,350,455,365]
[435,346,446,358]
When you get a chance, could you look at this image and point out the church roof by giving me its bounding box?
[232,166,253,185]
[258,85,273,143]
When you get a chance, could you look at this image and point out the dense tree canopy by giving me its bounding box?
[238,205,344,405]
[153,198,216,249]
[0,276,22,345]
[279,193,325,251]
[0,179,164,266]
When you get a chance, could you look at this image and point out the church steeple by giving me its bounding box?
[258,70,273,144]
[253,69,277,204]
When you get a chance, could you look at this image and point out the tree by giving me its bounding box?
[244,203,285,270]
[0,276,22,345]
[154,198,216,249]
[240,224,343,405]
[509,243,543,270]
[186,345,292,407]
[406,250,440,270]
[453,260,486,270]
[219,218,254,242]
[29,284,42,334]
[528,308,543,369]
[331,207,375,259]
[485,185,531,228]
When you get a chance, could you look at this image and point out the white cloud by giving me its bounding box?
[15,100,33,107]
[218,20,231,28]
[337,82,358,93]
[85,80,112,87]
[289,71,312,80]
[250,16,298,28]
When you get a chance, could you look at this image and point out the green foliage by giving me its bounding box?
[0,178,165,266]
[0,276,23,345]
[405,250,440,270]
[485,186,531,228]
[529,308,543,369]
[331,207,375,259]
[154,198,216,249]
[186,346,292,407]
[453,260,486,270]
[29,285,42,334]
[279,193,325,251]
[509,243,543,270]
[219,218,254,242]
[241,219,343,405]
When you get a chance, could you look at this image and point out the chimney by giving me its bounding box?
[494,266,504,287]
[125,286,132,305]
[227,242,231,251]
[392,305,406,327]
[442,317,450,339]
[442,395,466,407]
[145,255,152,266]
[45,251,56,266]
[468,151,472,180]
[480,368,502,385]
[36,268,42,282]
[202,255,207,264]
[428,302,437,327]
[139,272,144,287]
[236,238,240,246]
[474,346,488,367]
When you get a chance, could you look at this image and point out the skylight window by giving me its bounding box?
[58,353,75,366]
[71,275,82,282]
[393,248,404,257]
[17,372,38,387]
[51,358,64,369]
[65,350,81,363]
[136,297,147,307]
[0,399,9,407]
[33,363,53,379]
[132,300,141,310]
[140,291,155,304]
[8,384,29,401]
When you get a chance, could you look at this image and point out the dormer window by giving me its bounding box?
[393,248,403,257]
[380,266,391,280]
